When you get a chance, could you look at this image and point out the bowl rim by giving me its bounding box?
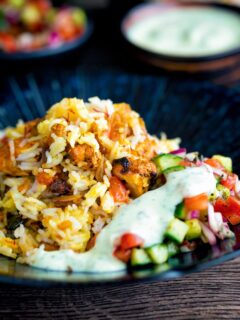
[121,1,240,63]
[0,17,94,61]
[0,244,239,287]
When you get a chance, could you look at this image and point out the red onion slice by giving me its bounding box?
[211,167,227,180]
[170,148,186,156]
[186,210,200,220]
[199,221,217,245]
[208,204,234,240]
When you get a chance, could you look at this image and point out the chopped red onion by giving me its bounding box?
[236,180,240,191]
[5,9,19,25]
[212,245,221,258]
[211,167,227,180]
[208,204,234,240]
[48,32,61,47]
[208,204,219,234]
[199,221,217,245]
[222,216,228,223]
[170,148,186,156]
[187,210,200,220]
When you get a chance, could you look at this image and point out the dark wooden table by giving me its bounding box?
[0,257,239,319]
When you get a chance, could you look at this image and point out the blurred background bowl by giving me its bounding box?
[0,3,93,62]
[121,1,240,77]
[0,19,93,61]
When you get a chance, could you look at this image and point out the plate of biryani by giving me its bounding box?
[0,73,240,286]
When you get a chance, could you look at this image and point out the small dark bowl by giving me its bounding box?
[0,18,93,61]
[121,2,240,75]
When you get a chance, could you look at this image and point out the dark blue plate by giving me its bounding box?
[0,20,93,61]
[0,69,240,286]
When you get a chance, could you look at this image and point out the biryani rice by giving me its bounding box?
[0,97,180,262]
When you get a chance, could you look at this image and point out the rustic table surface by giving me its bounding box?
[0,257,239,319]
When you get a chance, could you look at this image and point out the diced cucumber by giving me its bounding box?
[72,8,87,26]
[165,218,189,244]
[209,189,218,201]
[146,244,168,264]
[9,0,24,8]
[131,248,151,267]
[217,184,230,200]
[212,155,232,172]
[174,202,186,220]
[185,219,201,240]
[153,154,182,172]
[154,263,170,273]
[162,165,185,175]
[167,241,180,257]
[215,176,222,184]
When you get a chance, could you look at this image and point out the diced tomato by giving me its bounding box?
[113,233,144,263]
[179,160,195,167]
[120,233,144,250]
[214,197,240,225]
[36,172,54,186]
[179,159,202,167]
[109,176,129,203]
[113,247,131,263]
[223,212,240,225]
[55,11,78,41]
[204,158,225,171]
[185,193,209,211]
[221,173,238,191]
[35,0,51,12]
[214,198,228,214]
[0,33,17,53]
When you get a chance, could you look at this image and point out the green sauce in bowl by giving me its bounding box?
[126,7,240,58]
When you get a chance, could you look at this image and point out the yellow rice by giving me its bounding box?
[0,97,180,261]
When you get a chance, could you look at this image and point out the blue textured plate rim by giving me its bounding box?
[0,246,239,287]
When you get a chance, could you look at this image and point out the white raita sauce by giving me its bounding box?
[126,7,240,57]
[20,166,216,273]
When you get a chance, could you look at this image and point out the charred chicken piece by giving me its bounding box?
[112,157,157,197]
[50,179,71,195]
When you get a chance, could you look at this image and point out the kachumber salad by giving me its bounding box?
[0,0,87,53]
[0,97,239,272]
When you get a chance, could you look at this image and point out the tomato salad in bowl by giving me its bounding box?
[0,0,88,55]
